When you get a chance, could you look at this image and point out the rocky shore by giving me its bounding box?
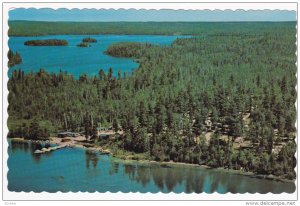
[10,137,111,155]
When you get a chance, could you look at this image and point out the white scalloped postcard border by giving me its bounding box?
[1,1,298,202]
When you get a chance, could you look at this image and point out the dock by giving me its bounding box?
[34,141,111,155]
[34,144,68,154]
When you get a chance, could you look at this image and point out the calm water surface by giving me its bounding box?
[8,141,295,193]
[8,35,187,78]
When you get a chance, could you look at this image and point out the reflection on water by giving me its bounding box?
[85,150,98,169]
[85,150,99,178]
[120,163,199,192]
[109,162,119,176]
[134,165,152,188]
[8,140,296,193]
[11,141,29,154]
[10,140,55,163]
[119,162,295,193]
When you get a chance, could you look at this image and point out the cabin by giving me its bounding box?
[57,132,80,138]
[97,127,107,131]
[98,134,110,140]
[97,127,107,136]
[58,132,70,138]
[96,126,114,140]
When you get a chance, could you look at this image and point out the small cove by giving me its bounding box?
[8,140,295,193]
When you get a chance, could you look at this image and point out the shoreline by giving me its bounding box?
[9,137,111,154]
[9,33,193,38]
[110,157,295,184]
[8,137,295,184]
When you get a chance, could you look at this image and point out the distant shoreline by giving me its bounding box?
[8,21,296,37]
[9,137,295,184]
[9,33,191,38]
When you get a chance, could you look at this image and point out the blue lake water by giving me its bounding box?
[8,141,295,193]
[8,35,186,78]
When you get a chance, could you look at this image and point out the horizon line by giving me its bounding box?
[9,20,297,23]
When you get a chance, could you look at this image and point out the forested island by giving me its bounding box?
[24,39,68,46]
[76,37,97,47]
[82,37,97,43]
[8,50,22,67]
[8,22,296,181]
[77,42,91,47]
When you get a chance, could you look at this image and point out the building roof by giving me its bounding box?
[58,132,79,135]
[58,132,72,135]
[99,134,110,138]
[97,127,107,130]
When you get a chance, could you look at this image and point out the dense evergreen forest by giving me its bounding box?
[8,22,296,180]
[7,50,22,67]
[9,21,294,36]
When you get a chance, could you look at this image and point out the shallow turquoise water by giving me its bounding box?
[7,141,295,193]
[8,35,186,78]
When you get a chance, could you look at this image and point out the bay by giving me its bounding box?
[8,141,295,193]
[8,35,187,78]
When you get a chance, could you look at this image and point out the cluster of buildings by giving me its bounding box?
[57,126,115,140]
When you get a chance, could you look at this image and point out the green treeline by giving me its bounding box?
[105,42,154,57]
[8,23,296,179]
[9,121,50,140]
[8,21,295,36]
[8,50,22,67]
[24,39,68,46]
